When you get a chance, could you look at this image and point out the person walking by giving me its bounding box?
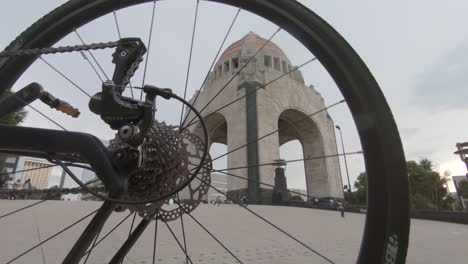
[215,196,222,206]
[240,195,248,207]
[337,199,345,218]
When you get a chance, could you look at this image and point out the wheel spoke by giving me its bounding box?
[79,51,104,82]
[62,201,115,264]
[82,212,133,257]
[112,11,122,39]
[152,220,158,264]
[32,212,46,264]
[177,194,189,264]
[0,200,48,221]
[5,208,99,264]
[120,212,138,264]
[174,201,244,264]
[0,164,57,178]
[28,104,67,130]
[8,62,84,131]
[74,30,109,81]
[161,218,194,264]
[182,57,316,130]
[128,212,137,237]
[183,27,282,127]
[179,0,201,125]
[82,223,103,264]
[181,8,241,127]
[140,0,158,100]
[108,218,152,264]
[196,176,336,264]
[39,57,92,98]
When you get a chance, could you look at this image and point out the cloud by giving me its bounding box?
[412,44,468,110]
[399,127,420,139]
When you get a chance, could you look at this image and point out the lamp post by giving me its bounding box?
[336,126,352,198]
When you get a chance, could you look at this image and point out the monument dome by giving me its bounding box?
[209,32,305,85]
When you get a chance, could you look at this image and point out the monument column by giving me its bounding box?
[239,81,261,204]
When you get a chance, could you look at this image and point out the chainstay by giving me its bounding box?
[0,41,119,57]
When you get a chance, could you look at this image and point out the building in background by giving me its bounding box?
[452,175,467,187]
[186,32,343,204]
[452,175,468,210]
[0,154,20,189]
[16,157,53,189]
[60,165,97,201]
[81,168,97,184]
[0,154,19,174]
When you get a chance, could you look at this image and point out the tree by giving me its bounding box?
[352,172,367,205]
[408,158,450,210]
[353,158,454,210]
[289,194,304,201]
[0,91,27,125]
[354,172,367,190]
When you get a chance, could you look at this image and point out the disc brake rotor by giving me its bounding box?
[110,121,211,221]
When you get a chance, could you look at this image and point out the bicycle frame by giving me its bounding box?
[0,124,123,195]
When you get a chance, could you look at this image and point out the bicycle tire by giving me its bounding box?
[0,0,410,263]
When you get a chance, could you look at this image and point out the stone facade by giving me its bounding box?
[186,32,343,204]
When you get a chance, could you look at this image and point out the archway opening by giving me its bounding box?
[279,140,307,201]
[193,113,228,203]
[277,108,329,200]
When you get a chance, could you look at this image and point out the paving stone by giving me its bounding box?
[0,201,466,263]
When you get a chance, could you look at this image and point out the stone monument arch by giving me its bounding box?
[187,32,343,204]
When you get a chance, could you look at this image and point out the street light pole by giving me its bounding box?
[336,125,352,196]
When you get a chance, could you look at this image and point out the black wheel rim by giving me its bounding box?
[0,0,409,263]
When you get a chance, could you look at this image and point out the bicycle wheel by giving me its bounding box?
[0,0,409,263]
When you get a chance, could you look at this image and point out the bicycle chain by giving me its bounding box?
[0,186,105,198]
[0,40,144,89]
[121,47,144,89]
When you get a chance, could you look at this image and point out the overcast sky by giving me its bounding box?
[1,0,467,192]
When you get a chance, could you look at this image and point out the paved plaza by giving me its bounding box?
[0,200,466,263]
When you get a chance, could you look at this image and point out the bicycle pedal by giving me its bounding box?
[39,91,80,118]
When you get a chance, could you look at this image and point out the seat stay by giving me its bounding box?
[0,125,123,195]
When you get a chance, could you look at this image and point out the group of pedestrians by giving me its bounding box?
[213,195,345,218]
[212,195,248,207]
[311,197,345,218]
